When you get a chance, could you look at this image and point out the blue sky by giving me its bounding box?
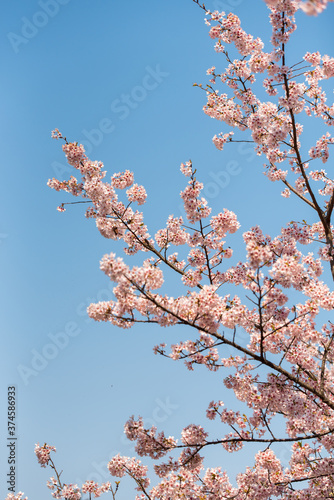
[1,1,334,499]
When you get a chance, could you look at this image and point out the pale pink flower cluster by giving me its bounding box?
[62,142,86,168]
[34,442,56,467]
[108,455,150,490]
[155,215,189,247]
[181,424,208,445]
[46,476,58,491]
[111,169,134,189]
[181,268,202,287]
[279,81,306,113]
[322,54,334,78]
[309,132,334,163]
[249,51,273,73]
[226,58,252,80]
[212,131,234,150]
[304,50,322,66]
[81,480,111,497]
[204,91,244,129]
[206,65,216,75]
[299,0,334,15]
[318,244,334,260]
[180,178,211,223]
[47,141,155,254]
[124,415,177,460]
[5,494,27,500]
[187,248,206,267]
[132,259,164,290]
[99,252,128,281]
[167,252,185,270]
[151,466,237,498]
[236,449,285,498]
[281,187,291,198]
[269,5,298,47]
[264,0,297,10]
[47,176,84,197]
[51,128,62,139]
[126,183,147,205]
[208,12,264,56]
[210,209,240,236]
[180,160,192,177]
[249,101,291,153]
[267,167,288,181]
[56,484,81,500]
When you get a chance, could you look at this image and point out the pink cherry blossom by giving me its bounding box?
[34,442,56,468]
[126,183,147,205]
[5,494,28,500]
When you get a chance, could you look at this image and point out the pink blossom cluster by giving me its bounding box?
[155,215,189,247]
[62,142,87,168]
[48,136,153,254]
[81,480,111,497]
[5,494,27,500]
[34,442,56,467]
[107,455,150,490]
[180,169,212,223]
[45,479,111,500]
[124,415,177,460]
[181,424,208,445]
[51,128,62,139]
[208,12,264,56]
[52,484,81,500]
[179,160,192,177]
[111,169,134,189]
[299,0,334,15]
[264,0,334,16]
[309,132,334,163]
[126,183,147,205]
[149,466,237,499]
[212,131,234,150]
[47,176,84,198]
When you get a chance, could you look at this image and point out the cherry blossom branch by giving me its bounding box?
[42,2,334,497]
[281,177,316,209]
[280,24,334,278]
[117,276,334,410]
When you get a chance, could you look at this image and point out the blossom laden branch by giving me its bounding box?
[32,1,334,499]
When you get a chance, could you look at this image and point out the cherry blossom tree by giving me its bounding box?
[9,0,334,498]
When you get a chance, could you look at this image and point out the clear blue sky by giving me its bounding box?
[1,1,333,499]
